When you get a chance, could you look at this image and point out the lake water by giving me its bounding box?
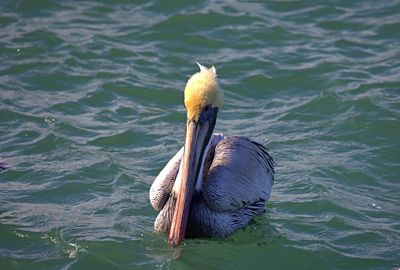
[1,0,399,269]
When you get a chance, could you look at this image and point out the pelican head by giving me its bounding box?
[184,62,223,122]
[168,63,224,246]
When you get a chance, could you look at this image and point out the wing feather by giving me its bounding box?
[202,136,274,212]
[149,147,183,211]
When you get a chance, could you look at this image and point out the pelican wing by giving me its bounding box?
[202,136,274,212]
[150,147,183,211]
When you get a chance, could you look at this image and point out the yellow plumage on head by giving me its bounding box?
[184,63,224,122]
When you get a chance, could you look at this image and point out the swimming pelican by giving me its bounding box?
[0,160,9,172]
[149,63,274,246]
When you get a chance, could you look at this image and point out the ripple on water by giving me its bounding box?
[1,0,400,269]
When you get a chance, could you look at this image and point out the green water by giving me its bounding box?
[1,0,400,269]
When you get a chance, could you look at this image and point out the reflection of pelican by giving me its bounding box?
[150,63,274,246]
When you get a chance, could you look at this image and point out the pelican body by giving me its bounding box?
[150,63,274,246]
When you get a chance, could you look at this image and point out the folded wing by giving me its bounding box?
[149,147,183,211]
[202,136,274,212]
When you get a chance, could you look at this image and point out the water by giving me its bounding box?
[1,0,399,269]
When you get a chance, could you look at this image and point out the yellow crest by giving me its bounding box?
[184,63,224,122]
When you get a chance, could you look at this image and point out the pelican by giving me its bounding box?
[150,63,274,246]
[0,160,9,172]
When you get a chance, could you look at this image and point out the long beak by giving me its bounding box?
[168,108,217,247]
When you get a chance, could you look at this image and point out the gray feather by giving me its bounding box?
[186,192,266,238]
[202,136,274,212]
[154,193,176,233]
[149,147,182,211]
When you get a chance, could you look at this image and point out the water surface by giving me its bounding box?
[1,0,400,269]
